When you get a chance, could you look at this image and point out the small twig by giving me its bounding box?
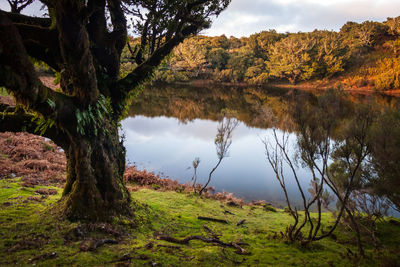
[157,244,181,250]
[236,219,246,226]
[144,241,154,249]
[28,252,57,263]
[108,253,150,264]
[156,234,249,255]
[198,216,228,224]
[80,239,118,251]
[94,239,118,248]
[224,210,235,215]
[108,254,133,264]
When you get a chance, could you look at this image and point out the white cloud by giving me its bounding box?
[205,0,400,37]
[1,0,400,37]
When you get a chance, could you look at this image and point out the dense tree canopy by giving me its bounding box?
[0,0,230,221]
[146,17,400,88]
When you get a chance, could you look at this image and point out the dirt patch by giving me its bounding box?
[0,132,66,186]
[0,95,14,106]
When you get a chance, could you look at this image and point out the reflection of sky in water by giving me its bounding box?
[121,115,312,206]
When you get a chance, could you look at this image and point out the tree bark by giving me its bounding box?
[61,121,130,221]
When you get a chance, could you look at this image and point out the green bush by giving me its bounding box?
[214,69,234,82]
[0,87,8,97]
[248,73,270,85]
[374,58,400,90]
[264,205,277,212]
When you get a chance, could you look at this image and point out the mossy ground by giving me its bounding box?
[1,178,399,266]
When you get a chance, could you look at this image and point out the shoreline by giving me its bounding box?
[158,79,400,97]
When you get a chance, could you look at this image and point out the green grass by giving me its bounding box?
[0,87,8,97]
[0,178,399,266]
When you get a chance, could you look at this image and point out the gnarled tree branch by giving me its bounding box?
[0,12,75,127]
[55,0,99,106]
[114,24,202,115]
[0,106,68,148]
[14,23,62,71]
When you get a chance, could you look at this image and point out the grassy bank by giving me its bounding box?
[1,177,400,266]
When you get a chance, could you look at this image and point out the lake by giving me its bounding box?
[121,84,400,209]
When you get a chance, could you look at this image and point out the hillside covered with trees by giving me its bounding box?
[120,16,400,91]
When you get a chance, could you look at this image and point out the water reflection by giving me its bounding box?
[122,116,288,203]
[121,84,400,209]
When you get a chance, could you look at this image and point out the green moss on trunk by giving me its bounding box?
[61,122,130,221]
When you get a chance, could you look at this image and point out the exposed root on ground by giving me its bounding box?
[156,234,250,255]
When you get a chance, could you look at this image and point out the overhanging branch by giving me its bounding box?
[14,23,62,71]
[114,24,201,114]
[112,0,231,115]
[0,107,68,148]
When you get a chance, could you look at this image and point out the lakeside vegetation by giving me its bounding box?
[120,16,400,91]
[1,177,400,266]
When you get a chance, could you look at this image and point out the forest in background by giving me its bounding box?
[119,16,400,91]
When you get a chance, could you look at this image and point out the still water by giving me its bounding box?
[121,84,399,207]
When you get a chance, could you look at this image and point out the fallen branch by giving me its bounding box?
[80,239,119,251]
[108,253,150,264]
[237,219,246,226]
[109,254,133,264]
[224,210,235,215]
[198,216,228,224]
[157,244,182,250]
[28,252,57,263]
[156,234,249,255]
[145,241,154,249]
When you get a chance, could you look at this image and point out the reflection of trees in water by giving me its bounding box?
[263,89,400,255]
[128,84,400,130]
[369,109,400,213]
[199,115,238,195]
[127,84,292,129]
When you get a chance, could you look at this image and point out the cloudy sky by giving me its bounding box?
[1,0,400,37]
[204,0,400,37]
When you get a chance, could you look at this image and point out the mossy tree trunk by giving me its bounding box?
[62,122,130,221]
